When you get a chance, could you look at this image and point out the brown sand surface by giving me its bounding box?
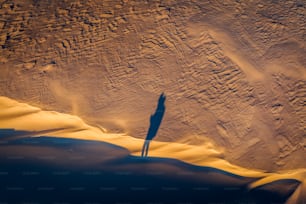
[0,0,305,174]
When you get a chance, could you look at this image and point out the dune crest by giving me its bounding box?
[0,96,305,203]
[0,96,260,176]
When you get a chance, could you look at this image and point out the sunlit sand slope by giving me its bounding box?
[1,0,305,171]
[0,96,305,203]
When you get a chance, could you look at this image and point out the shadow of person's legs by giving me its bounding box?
[141,140,150,157]
[141,141,146,157]
[144,140,150,157]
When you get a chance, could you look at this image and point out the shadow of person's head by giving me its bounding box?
[158,93,166,106]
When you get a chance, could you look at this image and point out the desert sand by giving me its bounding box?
[0,0,305,171]
[0,0,305,203]
[0,96,305,203]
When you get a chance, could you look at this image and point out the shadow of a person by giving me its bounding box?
[141,93,166,157]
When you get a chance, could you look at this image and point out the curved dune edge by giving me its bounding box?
[0,96,305,203]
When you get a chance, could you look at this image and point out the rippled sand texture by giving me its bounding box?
[0,0,305,171]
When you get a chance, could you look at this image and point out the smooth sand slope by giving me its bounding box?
[0,96,305,203]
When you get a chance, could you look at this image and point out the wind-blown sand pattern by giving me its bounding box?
[0,0,305,203]
[0,97,305,203]
[0,0,305,171]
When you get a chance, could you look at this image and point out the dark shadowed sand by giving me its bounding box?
[0,134,300,204]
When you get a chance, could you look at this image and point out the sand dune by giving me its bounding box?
[0,96,305,203]
[1,0,305,171]
[0,1,304,202]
